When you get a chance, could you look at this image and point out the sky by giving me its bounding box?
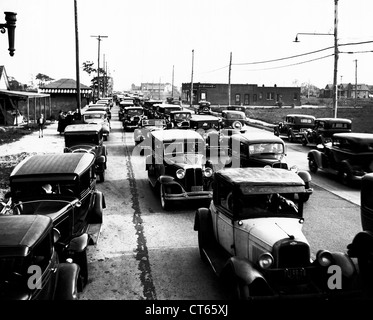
[1,0,373,92]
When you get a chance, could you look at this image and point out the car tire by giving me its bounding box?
[288,131,293,142]
[226,272,250,300]
[99,171,105,182]
[308,156,318,173]
[339,164,353,186]
[159,184,170,210]
[197,210,214,263]
[76,250,88,292]
[301,136,308,146]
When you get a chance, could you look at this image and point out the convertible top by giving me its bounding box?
[232,131,285,144]
[151,128,205,142]
[216,167,305,194]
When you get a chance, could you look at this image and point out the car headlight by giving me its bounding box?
[316,250,333,267]
[203,167,213,178]
[176,169,185,179]
[258,252,274,269]
[290,165,299,172]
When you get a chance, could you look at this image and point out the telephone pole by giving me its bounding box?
[228,52,232,105]
[354,59,358,107]
[91,34,108,100]
[74,0,81,114]
[190,49,194,108]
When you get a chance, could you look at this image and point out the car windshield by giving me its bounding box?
[248,143,284,157]
[227,113,244,120]
[84,114,104,121]
[174,113,191,120]
[127,109,143,115]
[235,193,299,219]
[11,181,77,200]
[65,135,99,146]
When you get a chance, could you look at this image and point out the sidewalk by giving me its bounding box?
[0,121,66,156]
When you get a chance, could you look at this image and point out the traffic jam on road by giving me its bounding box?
[1,96,373,303]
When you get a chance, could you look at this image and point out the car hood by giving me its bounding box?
[164,154,205,168]
[243,218,308,248]
[66,144,98,155]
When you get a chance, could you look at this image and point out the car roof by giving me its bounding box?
[64,123,102,133]
[216,168,305,194]
[232,131,285,144]
[190,115,220,121]
[0,215,53,257]
[333,132,373,143]
[222,110,245,115]
[170,110,191,114]
[151,128,204,142]
[83,110,106,115]
[10,153,95,178]
[124,106,143,109]
[316,117,351,123]
[285,114,315,119]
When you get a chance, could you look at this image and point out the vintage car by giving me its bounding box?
[227,131,313,201]
[145,129,213,210]
[134,119,166,156]
[82,109,110,140]
[87,103,111,119]
[63,123,108,182]
[307,132,373,186]
[189,114,221,133]
[0,215,80,300]
[301,117,352,146]
[194,167,361,300]
[166,110,192,129]
[195,100,211,115]
[226,105,246,113]
[118,99,135,121]
[142,99,163,119]
[154,104,183,120]
[122,106,145,131]
[220,109,246,130]
[7,153,106,290]
[274,114,316,143]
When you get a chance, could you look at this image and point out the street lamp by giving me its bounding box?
[91,35,108,101]
[0,11,17,56]
[294,0,339,118]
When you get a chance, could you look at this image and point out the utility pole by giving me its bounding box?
[332,0,339,118]
[354,59,358,107]
[91,34,108,101]
[172,65,174,98]
[74,0,81,114]
[190,49,194,108]
[228,52,232,105]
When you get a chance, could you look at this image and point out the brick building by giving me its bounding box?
[181,82,301,106]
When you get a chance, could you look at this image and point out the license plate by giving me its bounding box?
[191,186,203,192]
[284,268,306,281]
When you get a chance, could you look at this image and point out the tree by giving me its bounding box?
[82,61,96,75]
[8,76,27,91]
[35,73,54,87]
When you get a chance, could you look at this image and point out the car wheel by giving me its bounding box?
[226,273,250,300]
[288,132,293,142]
[197,210,214,263]
[99,171,105,182]
[339,164,353,186]
[159,184,170,210]
[76,250,88,292]
[301,136,308,146]
[308,156,318,173]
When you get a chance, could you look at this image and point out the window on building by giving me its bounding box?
[293,93,298,100]
[244,94,250,105]
[259,93,263,100]
[266,92,275,100]
[200,91,207,100]
[253,94,257,102]
[235,94,241,104]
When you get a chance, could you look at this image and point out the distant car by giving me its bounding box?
[82,109,111,140]
[194,167,361,300]
[118,100,135,121]
[134,119,166,156]
[146,129,213,210]
[220,110,246,129]
[0,215,80,300]
[301,117,352,146]
[227,131,313,201]
[195,100,211,115]
[154,104,182,120]
[166,110,192,129]
[226,105,246,113]
[189,115,221,133]
[122,106,145,131]
[142,99,163,119]
[88,103,111,119]
[307,132,373,186]
[64,123,108,182]
[8,153,106,290]
[274,114,316,142]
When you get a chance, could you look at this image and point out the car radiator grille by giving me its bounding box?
[276,241,310,268]
[272,162,288,169]
[185,168,203,191]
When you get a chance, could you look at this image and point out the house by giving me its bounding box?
[321,83,371,99]
[39,78,92,118]
[0,66,51,126]
[181,82,301,107]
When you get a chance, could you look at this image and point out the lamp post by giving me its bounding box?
[294,0,339,117]
[0,11,17,56]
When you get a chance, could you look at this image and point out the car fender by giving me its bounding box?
[297,170,312,184]
[54,262,80,300]
[159,175,175,184]
[194,207,210,231]
[222,256,271,292]
[68,233,89,252]
[89,191,105,224]
[308,150,323,168]
[96,155,106,164]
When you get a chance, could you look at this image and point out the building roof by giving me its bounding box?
[0,65,10,90]
[0,89,49,99]
[39,78,92,94]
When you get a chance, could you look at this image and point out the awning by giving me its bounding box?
[0,89,50,99]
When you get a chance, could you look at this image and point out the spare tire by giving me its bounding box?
[232,121,242,129]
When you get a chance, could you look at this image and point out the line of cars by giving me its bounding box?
[0,99,111,300]
[274,113,373,187]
